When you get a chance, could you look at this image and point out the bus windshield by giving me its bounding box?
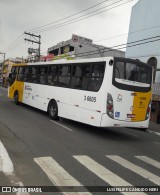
[112,58,152,92]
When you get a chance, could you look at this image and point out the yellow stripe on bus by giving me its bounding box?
[9,81,25,102]
[131,91,151,122]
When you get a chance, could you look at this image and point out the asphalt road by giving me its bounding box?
[0,86,160,195]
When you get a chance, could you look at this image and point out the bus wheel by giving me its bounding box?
[14,91,19,105]
[48,100,58,120]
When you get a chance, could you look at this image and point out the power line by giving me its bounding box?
[3,35,160,61]
[95,24,160,42]
[28,0,112,32]
[76,35,160,57]
[76,35,160,56]
[6,40,25,52]
[0,0,113,54]
[2,33,25,52]
[1,0,134,54]
[127,53,160,59]
[32,0,133,33]
[31,0,122,33]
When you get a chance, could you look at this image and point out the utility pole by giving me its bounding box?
[24,32,41,61]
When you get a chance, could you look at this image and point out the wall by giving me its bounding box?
[125,0,160,82]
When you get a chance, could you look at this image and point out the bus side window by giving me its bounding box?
[81,64,91,90]
[9,66,17,85]
[17,66,24,81]
[48,65,58,86]
[88,64,104,91]
[31,66,38,83]
[115,62,124,79]
[23,67,31,82]
[58,65,71,87]
[38,66,48,85]
[70,65,82,89]
[11,66,18,80]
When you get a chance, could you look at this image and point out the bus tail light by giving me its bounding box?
[107,93,114,119]
[145,101,151,120]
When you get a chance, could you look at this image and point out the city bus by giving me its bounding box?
[8,57,152,130]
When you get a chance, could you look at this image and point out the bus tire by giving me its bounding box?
[14,91,19,105]
[48,100,58,120]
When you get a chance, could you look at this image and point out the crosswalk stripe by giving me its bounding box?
[74,155,146,195]
[0,140,14,173]
[34,156,92,195]
[147,130,160,137]
[107,155,160,186]
[135,156,160,169]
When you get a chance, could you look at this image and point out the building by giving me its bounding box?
[125,0,160,123]
[47,34,125,60]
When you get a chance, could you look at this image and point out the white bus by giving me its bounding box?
[8,57,152,130]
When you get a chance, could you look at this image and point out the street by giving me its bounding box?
[0,86,160,195]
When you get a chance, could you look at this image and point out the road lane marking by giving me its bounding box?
[135,156,160,169]
[153,142,160,146]
[34,156,92,195]
[120,130,138,137]
[107,155,160,186]
[50,120,73,132]
[74,155,146,195]
[147,130,160,136]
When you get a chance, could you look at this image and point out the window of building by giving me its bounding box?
[49,49,59,56]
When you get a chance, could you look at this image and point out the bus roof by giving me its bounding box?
[27,57,114,66]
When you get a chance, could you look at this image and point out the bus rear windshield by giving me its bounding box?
[113,58,152,92]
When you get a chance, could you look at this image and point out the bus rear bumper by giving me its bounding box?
[100,114,149,129]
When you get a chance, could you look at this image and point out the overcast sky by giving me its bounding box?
[0,0,138,61]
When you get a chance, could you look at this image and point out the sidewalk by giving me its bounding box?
[149,121,160,133]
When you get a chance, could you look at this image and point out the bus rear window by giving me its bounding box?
[115,61,151,84]
[113,58,152,92]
